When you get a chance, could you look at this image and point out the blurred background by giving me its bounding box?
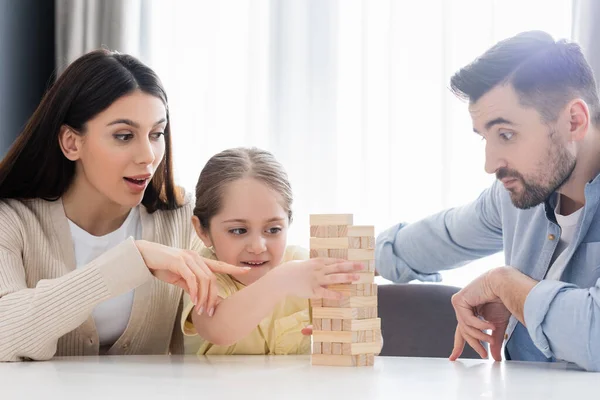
[1,0,597,286]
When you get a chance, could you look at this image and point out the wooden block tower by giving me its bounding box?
[309,214,380,366]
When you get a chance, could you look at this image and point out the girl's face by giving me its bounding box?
[193,177,289,286]
[61,90,167,209]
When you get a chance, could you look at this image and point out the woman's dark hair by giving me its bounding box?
[0,48,183,212]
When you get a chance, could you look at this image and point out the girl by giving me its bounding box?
[0,49,246,362]
[182,147,364,355]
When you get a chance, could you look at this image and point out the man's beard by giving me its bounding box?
[496,140,576,210]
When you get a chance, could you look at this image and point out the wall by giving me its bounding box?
[0,0,55,158]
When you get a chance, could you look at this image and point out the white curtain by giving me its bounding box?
[55,0,152,73]
[572,0,600,81]
[147,0,572,287]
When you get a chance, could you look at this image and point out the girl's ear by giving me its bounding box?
[192,216,213,247]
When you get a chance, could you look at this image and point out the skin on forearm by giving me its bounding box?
[490,266,538,326]
[191,270,289,346]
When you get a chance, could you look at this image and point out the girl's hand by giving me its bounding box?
[270,257,365,299]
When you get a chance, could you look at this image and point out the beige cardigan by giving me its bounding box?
[0,197,202,362]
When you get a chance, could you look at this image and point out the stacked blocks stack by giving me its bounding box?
[309,214,380,366]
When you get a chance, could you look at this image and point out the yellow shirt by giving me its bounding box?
[181,245,311,355]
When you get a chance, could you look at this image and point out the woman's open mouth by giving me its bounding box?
[124,175,151,192]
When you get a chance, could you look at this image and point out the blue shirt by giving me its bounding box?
[376,177,600,371]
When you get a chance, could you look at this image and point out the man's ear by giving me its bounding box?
[58,125,83,161]
[566,99,590,143]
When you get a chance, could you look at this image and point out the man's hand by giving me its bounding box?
[449,268,511,361]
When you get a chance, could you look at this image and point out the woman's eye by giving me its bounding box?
[229,228,247,235]
[114,132,134,141]
[150,131,164,140]
[267,227,282,234]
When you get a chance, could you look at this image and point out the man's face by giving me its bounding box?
[469,84,576,209]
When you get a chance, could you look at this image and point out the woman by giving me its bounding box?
[0,49,246,362]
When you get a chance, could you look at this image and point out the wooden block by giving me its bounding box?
[342,343,352,355]
[347,226,375,237]
[349,237,361,249]
[355,283,364,296]
[342,318,381,331]
[342,343,375,360]
[310,298,323,308]
[347,249,375,261]
[312,307,357,320]
[310,214,353,226]
[328,249,348,259]
[310,225,327,238]
[332,343,342,355]
[313,341,322,354]
[310,249,329,258]
[327,284,358,296]
[366,307,377,318]
[310,237,349,250]
[353,272,375,284]
[313,318,322,330]
[348,342,381,355]
[361,236,375,249]
[322,318,331,331]
[312,307,377,320]
[373,284,378,297]
[359,354,375,366]
[332,318,342,331]
[359,284,368,296]
[327,283,376,297]
[322,296,377,308]
[310,225,344,238]
[313,331,353,343]
[327,225,340,237]
[373,329,381,343]
[311,354,373,367]
[322,342,331,354]
[367,260,376,272]
[313,330,375,343]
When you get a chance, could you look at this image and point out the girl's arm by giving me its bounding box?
[191,258,364,346]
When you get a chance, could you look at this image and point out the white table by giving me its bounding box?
[0,355,595,399]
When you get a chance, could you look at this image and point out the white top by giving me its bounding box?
[0,355,593,399]
[68,208,142,346]
[547,196,584,280]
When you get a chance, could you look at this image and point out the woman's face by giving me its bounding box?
[62,90,168,209]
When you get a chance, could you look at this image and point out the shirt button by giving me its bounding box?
[548,234,556,241]
[123,342,130,349]
[88,338,94,345]
[504,334,508,340]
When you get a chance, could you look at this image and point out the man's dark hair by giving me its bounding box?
[451,30,600,126]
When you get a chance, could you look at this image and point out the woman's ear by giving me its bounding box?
[58,125,83,161]
[192,216,213,247]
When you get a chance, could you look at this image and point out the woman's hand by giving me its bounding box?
[135,240,249,316]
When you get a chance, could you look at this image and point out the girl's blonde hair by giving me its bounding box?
[193,147,293,229]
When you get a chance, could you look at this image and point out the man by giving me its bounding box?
[376,30,600,371]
